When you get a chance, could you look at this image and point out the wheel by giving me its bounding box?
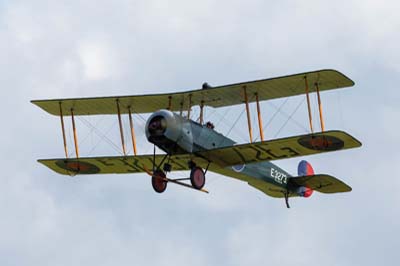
[190,167,205,189]
[151,170,167,193]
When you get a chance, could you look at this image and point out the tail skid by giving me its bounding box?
[283,174,352,208]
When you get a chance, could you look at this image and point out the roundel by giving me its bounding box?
[298,135,344,151]
[56,160,100,174]
[232,164,246,172]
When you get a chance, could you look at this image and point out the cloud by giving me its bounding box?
[78,38,121,81]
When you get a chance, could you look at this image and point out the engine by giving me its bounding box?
[295,160,314,198]
[145,109,193,154]
[146,109,236,156]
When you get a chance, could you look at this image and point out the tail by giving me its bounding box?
[295,160,314,197]
[283,160,352,208]
[289,160,352,195]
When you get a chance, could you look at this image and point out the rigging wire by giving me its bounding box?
[224,93,256,141]
[78,116,123,155]
[216,109,247,142]
[262,97,289,131]
[132,111,156,155]
[274,97,306,138]
[263,71,307,134]
[224,107,246,140]
[265,97,308,132]
[82,117,122,155]
[204,107,218,122]
[215,107,232,127]
[77,115,106,148]
[199,106,245,147]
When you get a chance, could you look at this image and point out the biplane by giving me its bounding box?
[31,69,362,208]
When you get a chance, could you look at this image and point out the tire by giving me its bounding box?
[190,167,205,189]
[151,170,167,193]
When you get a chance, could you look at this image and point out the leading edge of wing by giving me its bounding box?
[38,154,210,176]
[31,69,354,116]
[38,155,161,176]
[197,130,362,167]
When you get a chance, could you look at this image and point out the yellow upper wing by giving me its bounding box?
[31,69,354,116]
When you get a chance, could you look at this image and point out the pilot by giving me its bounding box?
[205,121,215,129]
[202,82,213,89]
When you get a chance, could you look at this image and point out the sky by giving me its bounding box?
[1,0,400,265]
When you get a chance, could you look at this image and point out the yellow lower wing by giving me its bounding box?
[38,154,210,176]
[38,130,361,175]
[197,130,361,167]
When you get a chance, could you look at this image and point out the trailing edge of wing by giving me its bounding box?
[288,174,352,193]
[31,69,354,116]
[197,130,362,167]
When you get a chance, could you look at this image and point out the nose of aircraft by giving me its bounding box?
[145,109,192,154]
[145,109,180,145]
[148,115,167,137]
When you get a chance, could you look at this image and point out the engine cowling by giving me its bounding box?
[296,160,314,198]
[145,109,193,154]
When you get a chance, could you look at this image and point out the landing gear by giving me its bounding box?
[147,164,208,194]
[151,170,167,193]
[284,190,290,209]
[145,148,209,193]
[190,167,206,189]
[163,163,172,172]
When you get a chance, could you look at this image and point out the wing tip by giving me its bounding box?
[318,130,362,148]
[320,68,355,87]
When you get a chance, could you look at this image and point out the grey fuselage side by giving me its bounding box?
[190,120,292,191]
[145,110,292,191]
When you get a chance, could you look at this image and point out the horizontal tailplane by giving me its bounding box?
[288,174,352,194]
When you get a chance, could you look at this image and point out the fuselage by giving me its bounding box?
[145,109,292,192]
